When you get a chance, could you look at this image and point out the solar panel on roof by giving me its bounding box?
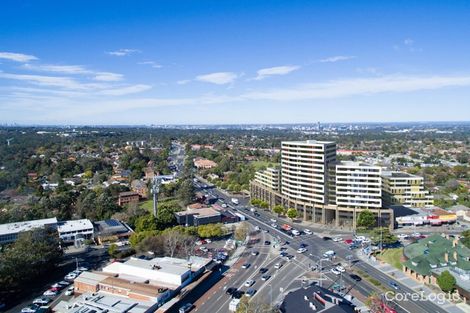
[104,219,120,227]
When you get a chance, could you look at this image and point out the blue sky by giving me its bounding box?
[1,0,470,124]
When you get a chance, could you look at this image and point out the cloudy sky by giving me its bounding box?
[1,0,470,125]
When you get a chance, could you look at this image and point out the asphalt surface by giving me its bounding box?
[195,180,451,313]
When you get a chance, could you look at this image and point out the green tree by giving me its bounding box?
[135,214,157,232]
[286,208,298,221]
[177,179,195,205]
[0,228,62,293]
[108,243,118,258]
[197,223,223,238]
[273,205,285,216]
[357,209,376,229]
[437,270,456,293]
[234,221,250,241]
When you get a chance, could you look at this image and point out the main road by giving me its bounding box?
[194,179,453,313]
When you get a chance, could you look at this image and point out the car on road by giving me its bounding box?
[349,274,362,281]
[299,243,307,248]
[21,304,40,313]
[333,237,343,242]
[336,265,345,273]
[226,287,237,295]
[297,248,307,253]
[78,266,89,271]
[232,291,245,299]
[58,280,71,286]
[251,251,259,256]
[242,263,251,269]
[43,289,58,297]
[330,268,341,275]
[323,250,335,258]
[270,218,277,223]
[261,275,271,281]
[389,281,400,290]
[303,229,313,235]
[179,303,193,313]
[51,283,64,289]
[64,273,77,281]
[274,262,283,269]
[221,203,228,208]
[271,223,278,228]
[33,297,52,306]
[397,234,408,240]
[245,288,256,297]
[264,240,271,245]
[259,268,268,274]
[244,280,255,287]
[322,236,332,241]
[65,286,74,296]
[291,229,300,236]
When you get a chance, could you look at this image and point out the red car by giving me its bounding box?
[344,239,353,245]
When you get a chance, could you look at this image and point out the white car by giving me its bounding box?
[274,262,283,269]
[270,219,277,223]
[205,239,212,243]
[21,305,39,313]
[271,223,278,228]
[33,297,51,305]
[304,229,313,235]
[336,265,346,273]
[291,229,300,236]
[244,280,255,287]
[297,248,307,253]
[333,237,343,242]
[330,268,341,275]
[65,286,74,296]
[65,273,77,280]
[397,234,408,239]
[221,203,228,208]
[43,289,58,297]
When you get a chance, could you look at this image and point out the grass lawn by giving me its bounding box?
[139,197,178,213]
[250,160,277,170]
[377,248,403,270]
[140,199,154,212]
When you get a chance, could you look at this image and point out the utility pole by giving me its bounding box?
[152,176,163,218]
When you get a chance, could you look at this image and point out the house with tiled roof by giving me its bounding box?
[402,233,470,300]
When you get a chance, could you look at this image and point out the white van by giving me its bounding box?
[322,250,335,258]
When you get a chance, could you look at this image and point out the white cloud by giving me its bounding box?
[94,72,124,81]
[319,55,356,63]
[22,63,90,74]
[242,75,470,101]
[254,65,300,80]
[0,52,38,62]
[177,79,191,85]
[100,84,152,95]
[106,49,140,56]
[195,72,238,85]
[138,61,162,68]
[0,72,85,89]
[404,38,414,46]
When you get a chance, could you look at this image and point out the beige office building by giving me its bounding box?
[382,171,433,208]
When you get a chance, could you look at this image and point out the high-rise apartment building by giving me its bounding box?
[254,167,280,191]
[250,140,395,229]
[281,140,336,205]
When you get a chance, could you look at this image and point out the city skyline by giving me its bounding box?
[1,1,470,124]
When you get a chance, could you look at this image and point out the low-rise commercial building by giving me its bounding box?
[57,219,94,243]
[0,217,58,245]
[382,171,433,208]
[54,291,158,313]
[73,256,212,307]
[94,219,134,244]
[403,234,470,301]
[175,206,222,226]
